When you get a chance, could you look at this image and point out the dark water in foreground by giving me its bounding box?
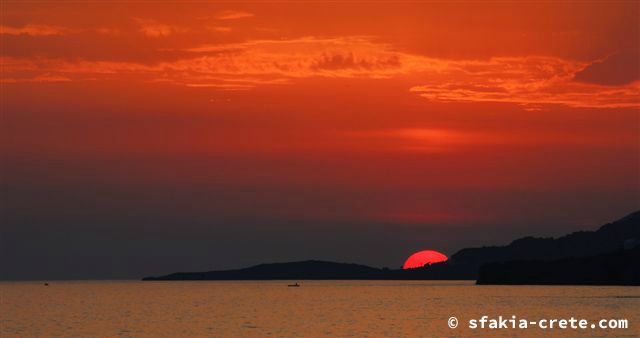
[1,280,638,337]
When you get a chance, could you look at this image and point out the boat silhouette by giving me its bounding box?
[287,282,300,287]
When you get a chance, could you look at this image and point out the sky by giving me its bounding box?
[1,1,639,279]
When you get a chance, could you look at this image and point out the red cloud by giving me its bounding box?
[2,36,638,109]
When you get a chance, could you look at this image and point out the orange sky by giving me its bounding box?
[1,2,639,278]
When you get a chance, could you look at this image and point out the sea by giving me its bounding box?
[1,280,638,337]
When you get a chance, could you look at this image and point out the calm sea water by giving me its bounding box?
[1,280,638,337]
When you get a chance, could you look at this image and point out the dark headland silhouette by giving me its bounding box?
[477,246,640,285]
[143,210,639,285]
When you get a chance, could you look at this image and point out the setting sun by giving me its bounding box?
[403,250,449,269]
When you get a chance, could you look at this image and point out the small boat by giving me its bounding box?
[287,282,300,287]
[44,283,49,286]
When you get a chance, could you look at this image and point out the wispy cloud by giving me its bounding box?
[1,74,72,83]
[348,128,503,154]
[408,56,640,109]
[346,128,483,153]
[0,24,70,36]
[215,10,254,20]
[134,18,185,37]
[207,26,232,33]
[349,127,639,154]
[2,35,638,108]
[172,37,418,78]
[0,24,120,37]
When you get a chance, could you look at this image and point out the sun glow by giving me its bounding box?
[402,250,449,269]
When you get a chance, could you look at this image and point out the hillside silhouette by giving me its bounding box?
[144,261,384,281]
[142,260,473,281]
[446,210,640,278]
[143,210,639,284]
[477,246,640,285]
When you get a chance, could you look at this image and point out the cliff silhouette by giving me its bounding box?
[143,210,639,284]
[448,210,640,279]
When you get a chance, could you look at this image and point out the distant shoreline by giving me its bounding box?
[141,260,475,281]
[2,279,637,286]
[144,211,640,286]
